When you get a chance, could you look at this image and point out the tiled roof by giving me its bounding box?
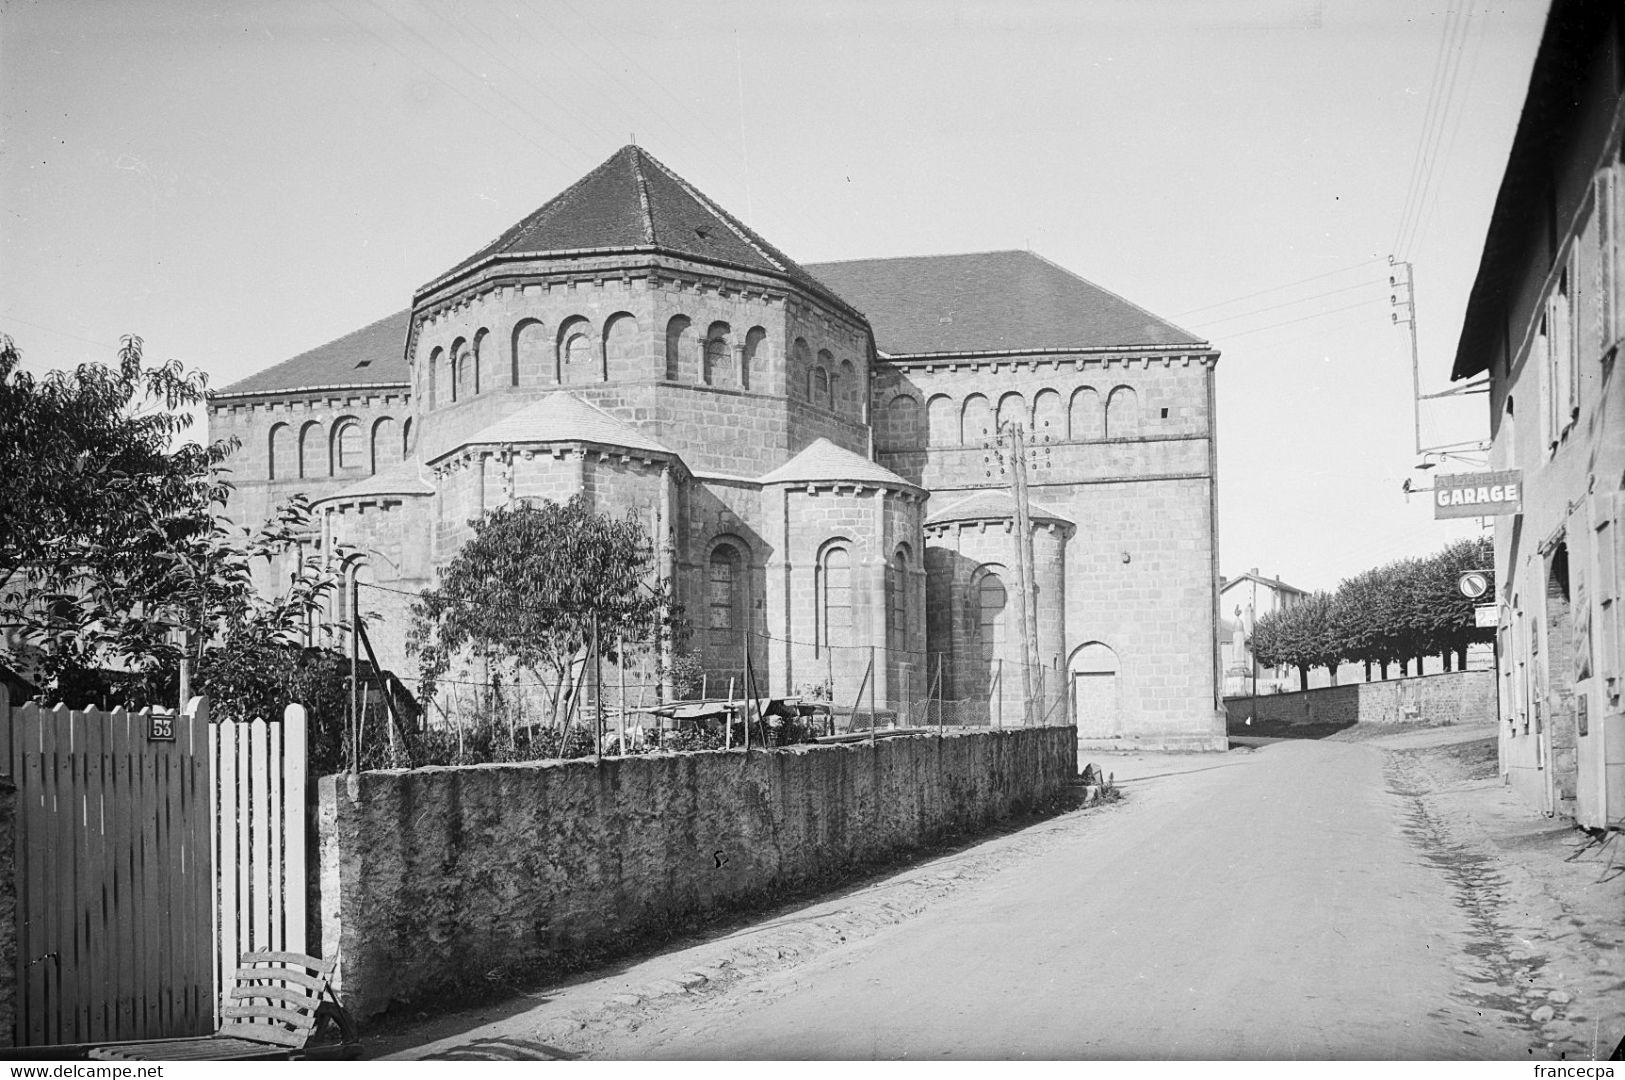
[440,392,674,460]
[924,489,1073,528]
[805,251,1204,356]
[425,146,860,319]
[215,310,410,396]
[757,438,919,490]
[314,460,435,504]
[1219,571,1307,597]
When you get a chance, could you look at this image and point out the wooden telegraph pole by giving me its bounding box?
[1006,423,1042,726]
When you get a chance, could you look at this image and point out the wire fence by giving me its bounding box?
[346,583,1072,770]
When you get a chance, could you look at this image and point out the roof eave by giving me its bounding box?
[209,381,410,404]
[413,247,872,328]
[879,343,1216,363]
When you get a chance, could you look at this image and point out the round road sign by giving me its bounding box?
[1458,570,1491,600]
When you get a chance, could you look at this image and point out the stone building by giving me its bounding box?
[1449,0,1625,827]
[210,146,1225,749]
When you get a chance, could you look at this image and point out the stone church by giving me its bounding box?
[210,146,1224,750]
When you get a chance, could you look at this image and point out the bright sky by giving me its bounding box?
[1,0,1548,592]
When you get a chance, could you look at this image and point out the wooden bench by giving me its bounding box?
[86,950,359,1061]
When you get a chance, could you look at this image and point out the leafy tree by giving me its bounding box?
[1416,536,1495,669]
[1320,536,1495,681]
[1,332,352,711]
[1252,590,1342,691]
[408,497,682,733]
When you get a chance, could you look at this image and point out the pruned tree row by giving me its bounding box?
[1250,536,1493,691]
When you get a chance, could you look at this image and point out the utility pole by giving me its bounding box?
[1389,256,1424,458]
[1007,424,1038,725]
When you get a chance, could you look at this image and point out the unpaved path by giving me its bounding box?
[378,726,1622,1060]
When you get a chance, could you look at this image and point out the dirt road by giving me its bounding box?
[382,727,1621,1061]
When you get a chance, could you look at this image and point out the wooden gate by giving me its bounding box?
[1,687,213,1046]
[211,704,308,993]
[3,692,310,1048]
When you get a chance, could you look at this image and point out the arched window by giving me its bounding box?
[402,417,414,456]
[428,346,443,408]
[792,338,812,399]
[839,359,857,414]
[704,321,733,387]
[743,326,768,389]
[371,416,398,472]
[996,392,1026,434]
[334,419,365,474]
[1106,385,1139,438]
[976,568,1008,664]
[513,319,548,385]
[268,423,291,480]
[665,315,693,381]
[708,542,743,656]
[603,312,639,379]
[889,546,911,652]
[450,337,468,402]
[472,328,489,395]
[1032,388,1064,440]
[564,332,593,382]
[961,394,993,445]
[559,318,594,384]
[880,394,921,452]
[334,557,373,638]
[298,420,324,479]
[1069,386,1102,439]
[927,395,957,447]
[812,366,830,407]
[818,543,852,652]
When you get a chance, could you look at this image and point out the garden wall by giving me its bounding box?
[1224,669,1495,732]
[317,726,1075,1017]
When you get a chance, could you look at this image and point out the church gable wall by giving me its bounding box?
[1055,475,1219,745]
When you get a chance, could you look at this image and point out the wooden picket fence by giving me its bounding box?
[211,704,309,995]
[1,689,309,1048]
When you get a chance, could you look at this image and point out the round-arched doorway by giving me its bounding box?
[1069,642,1120,738]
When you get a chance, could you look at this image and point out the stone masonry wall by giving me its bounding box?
[1224,670,1496,730]
[317,726,1076,1018]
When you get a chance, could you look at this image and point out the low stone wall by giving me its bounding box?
[318,727,1075,1017]
[1224,670,1495,732]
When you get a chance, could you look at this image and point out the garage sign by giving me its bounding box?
[1433,470,1522,519]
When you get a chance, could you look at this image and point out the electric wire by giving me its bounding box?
[1171,256,1387,318]
[1390,3,1461,255]
[1185,278,1387,330]
[320,1,570,160]
[358,0,602,170]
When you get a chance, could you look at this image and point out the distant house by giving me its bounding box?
[1218,568,1307,696]
[1448,0,1625,827]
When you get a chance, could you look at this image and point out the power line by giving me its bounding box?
[1408,8,1492,256]
[1390,3,1461,255]
[1171,256,1387,318]
[319,1,582,166]
[1206,297,1390,342]
[1186,278,1386,330]
[1393,1,1480,258]
[361,0,601,168]
[1397,3,1478,255]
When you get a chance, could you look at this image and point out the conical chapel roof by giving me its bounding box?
[419,145,860,319]
[757,438,920,492]
[435,392,675,462]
